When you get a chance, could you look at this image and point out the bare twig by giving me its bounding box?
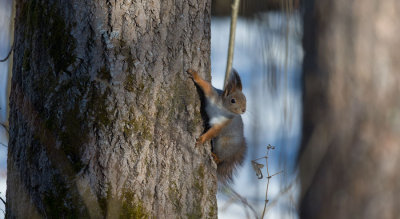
[263,178,297,213]
[0,192,5,216]
[223,0,240,87]
[0,43,14,62]
[0,192,5,209]
[261,148,271,218]
[220,196,236,211]
[261,176,270,218]
[0,124,9,135]
[252,144,283,219]
[252,156,268,162]
[0,123,9,147]
[270,170,284,178]
[220,184,259,219]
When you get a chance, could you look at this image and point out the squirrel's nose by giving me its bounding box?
[242,109,246,113]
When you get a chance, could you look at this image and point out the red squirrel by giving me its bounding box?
[187,69,247,183]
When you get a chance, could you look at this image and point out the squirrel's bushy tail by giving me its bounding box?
[217,142,247,183]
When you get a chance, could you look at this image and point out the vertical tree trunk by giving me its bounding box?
[7,0,216,218]
[300,0,400,218]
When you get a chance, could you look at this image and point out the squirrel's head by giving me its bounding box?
[222,69,246,115]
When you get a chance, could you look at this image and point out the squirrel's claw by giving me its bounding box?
[195,135,206,146]
[196,136,204,146]
[186,69,199,80]
[195,138,201,146]
[186,69,194,78]
[187,69,194,75]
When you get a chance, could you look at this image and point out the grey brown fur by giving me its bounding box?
[188,69,247,183]
[213,115,247,183]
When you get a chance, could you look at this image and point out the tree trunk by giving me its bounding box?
[7,0,216,218]
[300,0,400,218]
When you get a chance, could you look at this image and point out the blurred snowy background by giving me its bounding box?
[211,13,302,219]
[0,0,13,216]
[0,1,303,217]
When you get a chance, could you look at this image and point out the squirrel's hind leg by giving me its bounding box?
[211,152,221,164]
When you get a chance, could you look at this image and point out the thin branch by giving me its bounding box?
[270,170,284,178]
[253,156,268,162]
[0,123,9,135]
[0,196,5,205]
[261,175,270,218]
[0,192,5,215]
[220,196,236,211]
[0,43,14,62]
[264,178,297,213]
[220,184,259,219]
[0,123,9,147]
[223,0,240,87]
[261,170,284,218]
[261,151,270,219]
[232,188,256,219]
[258,145,283,219]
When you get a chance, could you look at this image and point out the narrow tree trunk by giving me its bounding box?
[300,0,400,218]
[7,0,216,218]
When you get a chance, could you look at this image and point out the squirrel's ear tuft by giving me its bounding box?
[223,69,242,96]
[231,69,242,91]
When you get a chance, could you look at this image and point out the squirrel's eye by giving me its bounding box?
[231,98,236,103]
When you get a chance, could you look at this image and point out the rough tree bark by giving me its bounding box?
[7,0,217,218]
[300,0,400,218]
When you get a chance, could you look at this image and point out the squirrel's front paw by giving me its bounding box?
[186,69,198,80]
[195,135,206,146]
[187,69,195,75]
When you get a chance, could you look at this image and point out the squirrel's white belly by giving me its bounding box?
[209,115,228,126]
[205,100,231,126]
